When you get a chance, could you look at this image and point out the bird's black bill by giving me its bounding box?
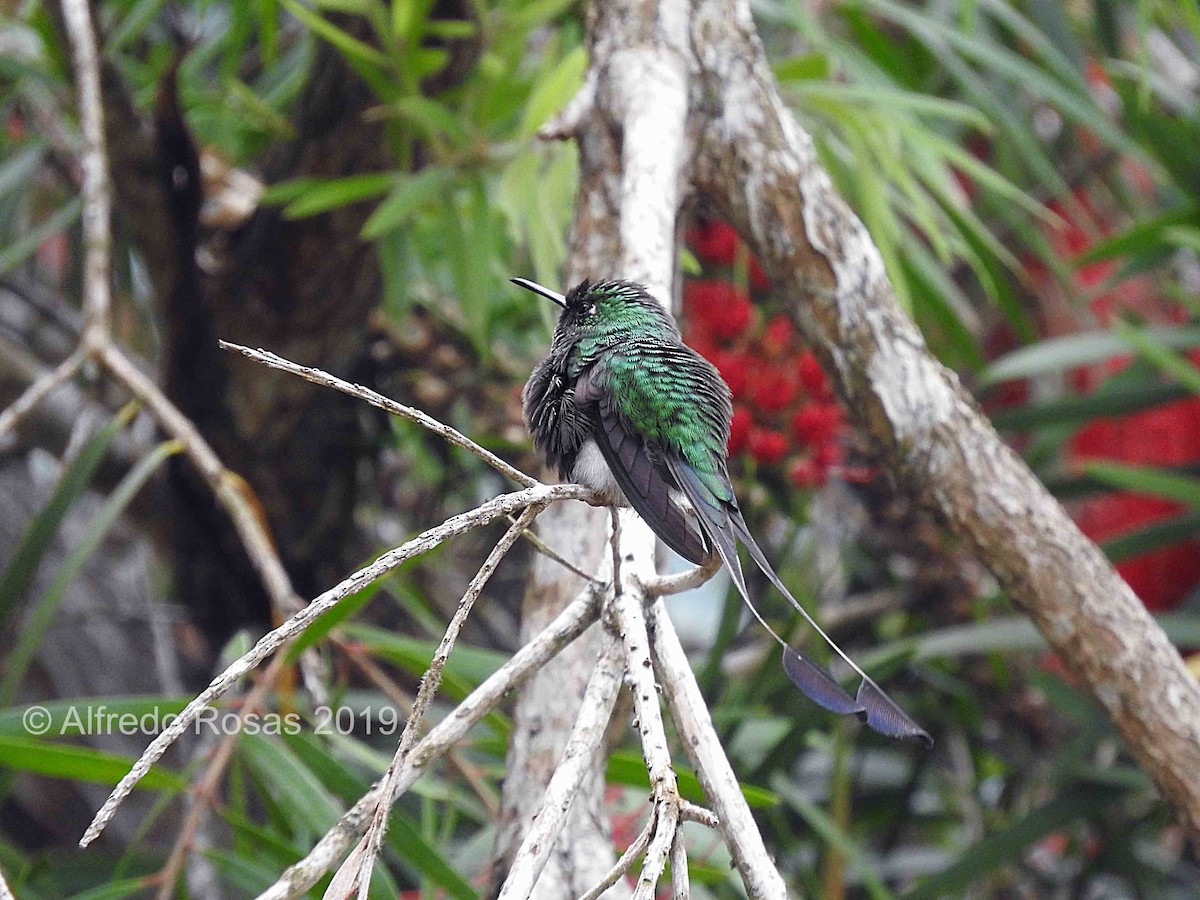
[782,647,866,719]
[857,679,933,747]
[511,277,566,308]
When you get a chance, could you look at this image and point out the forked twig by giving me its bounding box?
[81,482,591,848]
[256,584,603,899]
[340,504,544,899]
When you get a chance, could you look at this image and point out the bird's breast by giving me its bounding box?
[571,439,627,506]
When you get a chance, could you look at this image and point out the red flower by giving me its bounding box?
[750,256,770,290]
[797,350,829,397]
[748,428,788,466]
[762,315,794,358]
[684,280,754,340]
[687,220,740,266]
[712,349,752,400]
[751,369,798,413]
[728,406,752,455]
[793,403,842,447]
[788,457,822,489]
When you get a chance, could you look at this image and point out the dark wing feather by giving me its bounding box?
[578,367,714,566]
[665,456,864,718]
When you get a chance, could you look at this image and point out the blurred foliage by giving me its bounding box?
[1,0,1200,898]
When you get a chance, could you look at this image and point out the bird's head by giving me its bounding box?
[513,278,681,344]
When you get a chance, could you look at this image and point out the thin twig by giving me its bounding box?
[80,481,591,848]
[60,0,111,343]
[496,633,624,900]
[346,504,544,899]
[154,654,289,900]
[0,346,84,439]
[577,813,656,900]
[608,511,683,900]
[220,341,536,487]
[669,829,689,900]
[638,557,721,598]
[255,583,603,900]
[646,597,789,899]
[509,513,604,585]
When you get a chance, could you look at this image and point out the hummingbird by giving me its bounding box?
[517,277,930,746]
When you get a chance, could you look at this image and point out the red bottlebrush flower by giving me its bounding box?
[793,403,842,447]
[684,280,753,340]
[762,315,794,358]
[788,457,823,489]
[712,349,752,400]
[797,350,829,397]
[814,440,842,468]
[686,219,740,265]
[751,369,798,414]
[748,428,788,466]
[749,256,770,290]
[728,406,752,455]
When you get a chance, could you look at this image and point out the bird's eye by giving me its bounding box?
[583,302,596,316]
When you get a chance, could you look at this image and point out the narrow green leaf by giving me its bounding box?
[0,735,184,790]
[0,439,183,705]
[903,788,1120,900]
[606,750,777,808]
[773,777,896,900]
[1101,510,1200,563]
[980,326,1200,386]
[360,168,455,239]
[519,45,586,138]
[239,732,342,837]
[1083,461,1200,507]
[1076,205,1200,264]
[0,143,46,200]
[0,402,138,625]
[989,382,1188,431]
[281,172,396,219]
[278,0,388,68]
[1113,319,1200,394]
[0,197,82,275]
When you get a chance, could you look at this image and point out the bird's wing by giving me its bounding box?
[574,361,713,565]
[664,455,865,718]
[728,514,932,746]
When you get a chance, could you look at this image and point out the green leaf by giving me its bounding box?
[1083,461,1200,507]
[1076,205,1200,264]
[519,45,586,138]
[1101,510,1200,563]
[360,168,455,239]
[239,732,343,838]
[0,736,184,790]
[280,172,396,218]
[0,402,138,626]
[606,750,777,809]
[278,0,388,68]
[0,439,183,705]
[342,623,508,689]
[1113,319,1200,394]
[902,787,1121,900]
[0,197,82,275]
[989,382,1188,431]
[0,142,46,200]
[773,52,831,82]
[0,697,189,737]
[980,326,1200,386]
[773,777,896,900]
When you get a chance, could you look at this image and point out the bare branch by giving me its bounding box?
[0,347,84,440]
[347,504,544,898]
[60,0,111,344]
[608,512,682,900]
[256,583,604,900]
[496,633,625,900]
[578,814,656,900]
[80,481,591,848]
[0,864,14,900]
[638,557,721,598]
[646,597,789,900]
[219,341,536,487]
[669,830,689,900]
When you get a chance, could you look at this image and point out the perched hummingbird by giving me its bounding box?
[518,277,930,745]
